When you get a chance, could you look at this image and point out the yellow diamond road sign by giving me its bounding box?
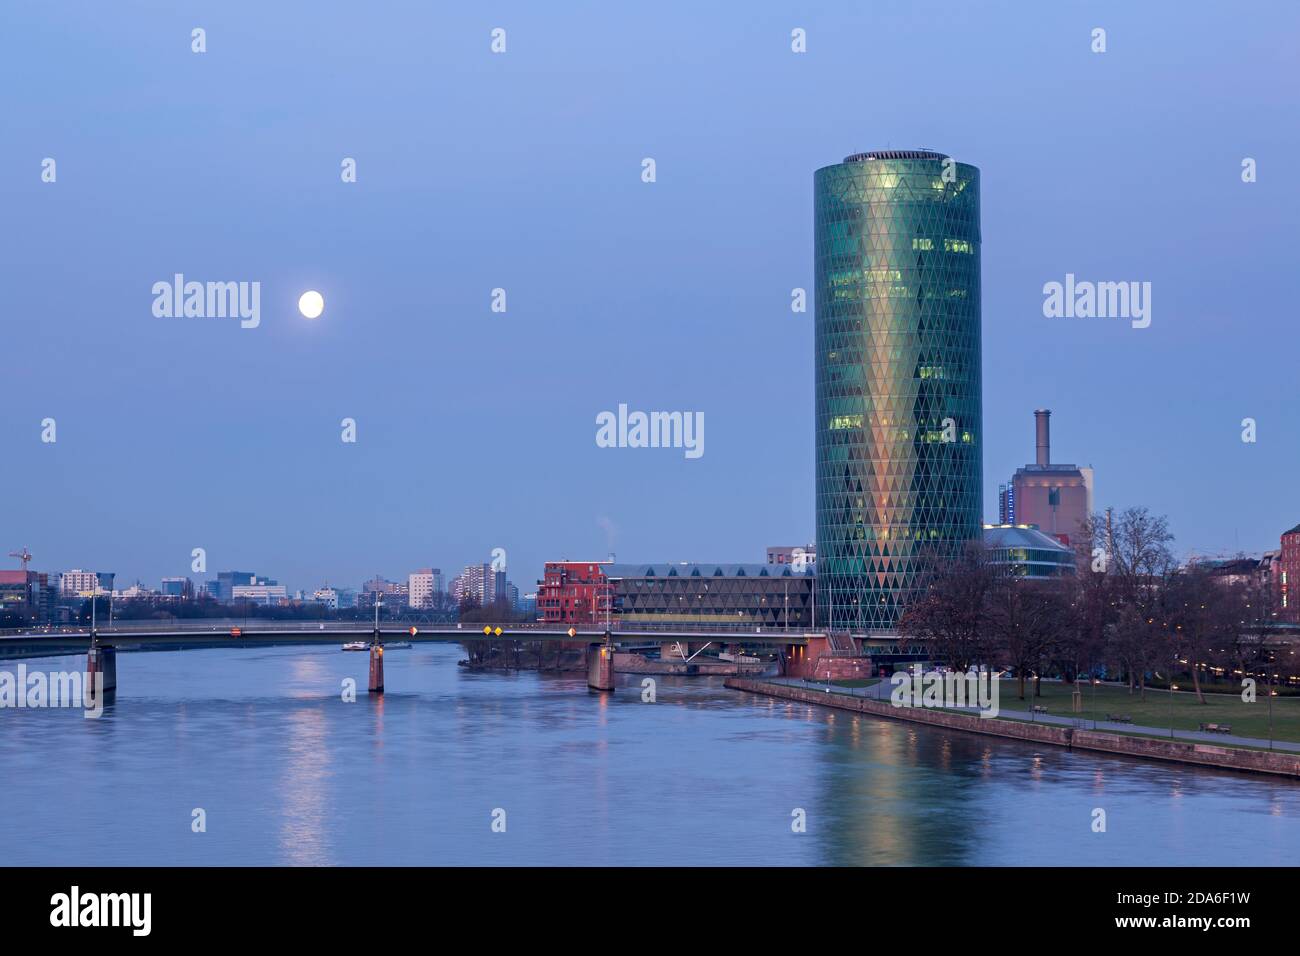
[567,627,576,638]
[483,626,491,635]
[493,626,503,637]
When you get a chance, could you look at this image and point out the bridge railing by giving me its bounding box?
[0,618,829,639]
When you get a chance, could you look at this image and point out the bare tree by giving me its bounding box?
[1162,566,1235,704]
[1058,513,1115,682]
[988,576,1069,700]
[1099,507,1176,698]
[899,543,997,671]
[1214,577,1276,689]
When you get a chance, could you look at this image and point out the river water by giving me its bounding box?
[1,644,1295,865]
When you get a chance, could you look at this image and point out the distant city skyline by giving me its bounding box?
[4,4,1297,596]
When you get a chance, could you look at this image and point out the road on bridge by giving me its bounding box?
[0,621,815,661]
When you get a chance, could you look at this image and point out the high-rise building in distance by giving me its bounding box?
[814,149,983,633]
[205,571,264,602]
[451,563,507,609]
[358,575,407,609]
[408,568,442,609]
[59,570,101,596]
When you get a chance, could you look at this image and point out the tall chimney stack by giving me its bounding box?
[1034,409,1051,467]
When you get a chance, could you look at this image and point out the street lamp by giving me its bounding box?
[1091,673,1098,732]
[1268,665,1275,752]
[1169,679,1178,739]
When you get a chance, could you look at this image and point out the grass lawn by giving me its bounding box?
[996,679,1300,744]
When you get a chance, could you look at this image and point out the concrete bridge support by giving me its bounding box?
[368,644,384,694]
[660,640,692,661]
[587,642,615,692]
[86,645,116,702]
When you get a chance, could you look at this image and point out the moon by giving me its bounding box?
[298,290,324,319]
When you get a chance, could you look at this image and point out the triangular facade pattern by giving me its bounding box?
[814,154,983,633]
[609,565,813,629]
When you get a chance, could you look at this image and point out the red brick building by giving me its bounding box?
[536,562,612,625]
[1281,523,1300,622]
[999,410,1093,548]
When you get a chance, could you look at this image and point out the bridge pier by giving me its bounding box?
[368,644,384,694]
[660,640,691,661]
[587,642,615,692]
[86,645,116,703]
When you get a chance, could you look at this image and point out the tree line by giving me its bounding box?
[899,507,1288,701]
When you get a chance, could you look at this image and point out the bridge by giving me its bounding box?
[0,619,816,659]
[0,619,824,700]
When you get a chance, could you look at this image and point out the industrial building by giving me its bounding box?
[998,409,1094,547]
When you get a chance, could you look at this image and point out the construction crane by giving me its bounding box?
[8,547,32,570]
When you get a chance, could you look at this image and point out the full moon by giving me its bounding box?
[298,290,324,319]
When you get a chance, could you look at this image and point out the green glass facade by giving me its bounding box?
[814,150,982,633]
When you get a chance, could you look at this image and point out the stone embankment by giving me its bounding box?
[725,678,1300,778]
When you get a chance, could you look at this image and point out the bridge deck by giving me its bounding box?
[0,623,819,661]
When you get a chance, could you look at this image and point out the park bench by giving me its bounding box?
[1198,723,1232,734]
[1106,713,1133,724]
[1032,705,1049,714]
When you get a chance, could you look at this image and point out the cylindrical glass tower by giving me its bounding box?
[814,150,982,634]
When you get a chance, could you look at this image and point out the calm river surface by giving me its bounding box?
[2,644,1296,865]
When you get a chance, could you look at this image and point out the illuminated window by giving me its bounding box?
[943,238,972,254]
[912,238,933,251]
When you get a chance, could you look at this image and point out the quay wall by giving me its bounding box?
[725,678,1300,779]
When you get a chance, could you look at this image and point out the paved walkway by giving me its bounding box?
[769,676,1300,753]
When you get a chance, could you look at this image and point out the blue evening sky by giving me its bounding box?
[2,1,1297,593]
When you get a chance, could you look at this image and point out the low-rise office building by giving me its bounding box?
[983,524,1076,578]
[231,584,289,605]
[537,561,817,630]
[607,563,815,631]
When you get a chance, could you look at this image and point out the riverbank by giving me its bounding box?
[726,678,1300,779]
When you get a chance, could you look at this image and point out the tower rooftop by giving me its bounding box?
[844,149,948,163]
